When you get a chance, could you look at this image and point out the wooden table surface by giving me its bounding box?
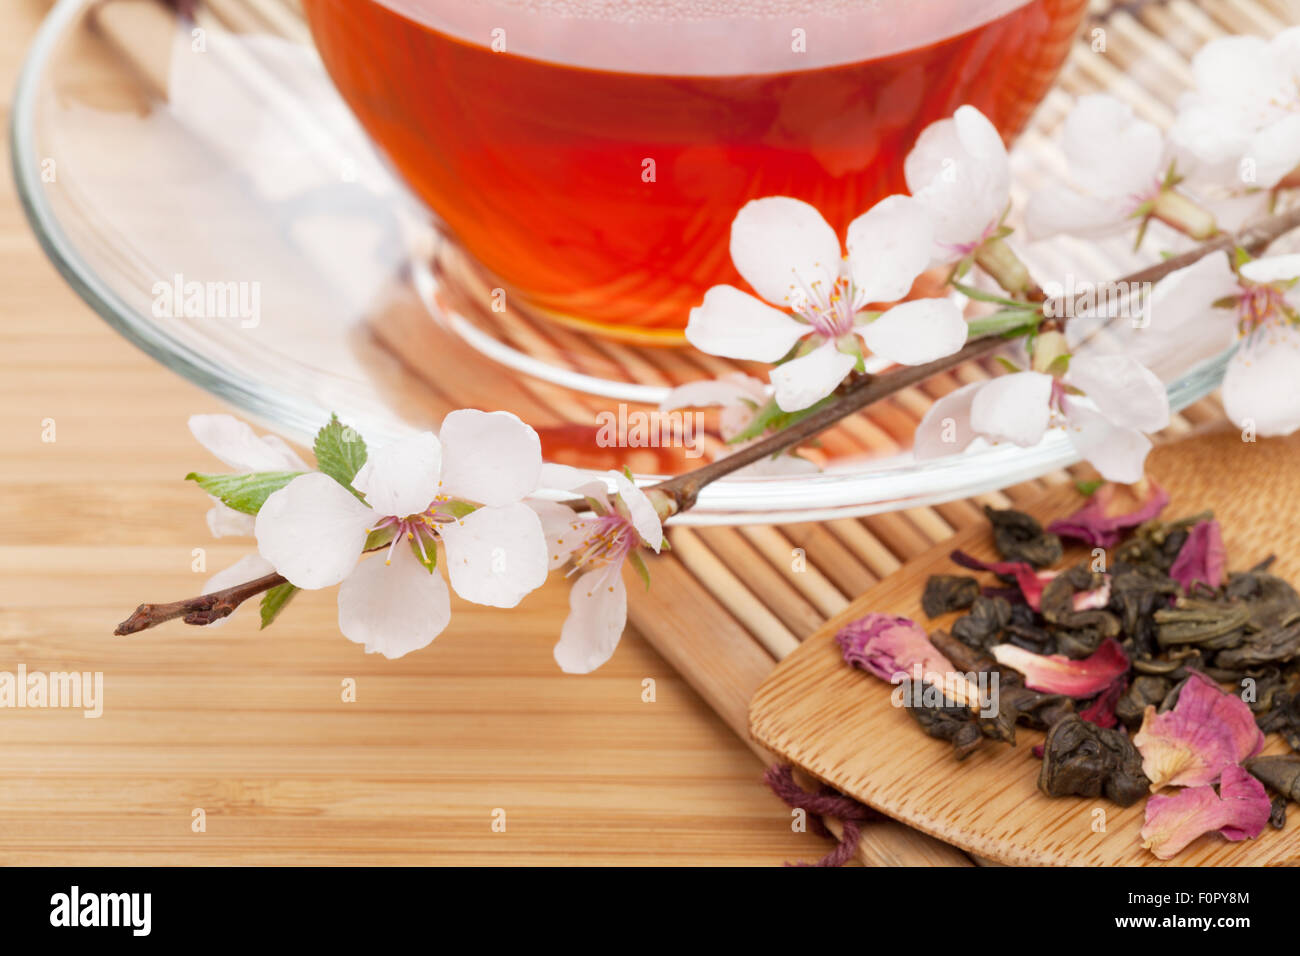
[0,0,822,865]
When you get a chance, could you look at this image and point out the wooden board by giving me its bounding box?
[749,429,1300,866]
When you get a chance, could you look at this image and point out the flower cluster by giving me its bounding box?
[672,35,1300,480]
[188,412,662,672]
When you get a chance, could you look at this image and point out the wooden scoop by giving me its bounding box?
[749,427,1300,865]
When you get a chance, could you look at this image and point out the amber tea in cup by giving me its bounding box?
[303,0,1087,340]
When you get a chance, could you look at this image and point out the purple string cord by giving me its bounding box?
[763,764,882,867]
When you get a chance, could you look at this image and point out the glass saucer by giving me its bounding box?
[12,0,1243,524]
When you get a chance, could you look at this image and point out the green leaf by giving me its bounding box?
[1075,478,1104,497]
[1044,354,1072,377]
[949,280,1028,309]
[443,500,477,519]
[994,356,1023,374]
[727,394,835,445]
[409,535,437,573]
[363,525,397,552]
[259,583,298,630]
[965,307,1041,338]
[314,415,368,496]
[627,549,652,592]
[186,471,304,515]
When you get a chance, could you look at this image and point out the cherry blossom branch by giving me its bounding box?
[114,571,286,634]
[114,203,1300,635]
[645,203,1300,513]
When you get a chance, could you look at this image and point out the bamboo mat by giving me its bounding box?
[63,0,1300,865]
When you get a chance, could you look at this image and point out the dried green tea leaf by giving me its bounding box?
[921,575,980,618]
[894,676,984,760]
[1115,675,1171,730]
[952,595,1013,650]
[1038,714,1150,807]
[1245,754,1300,803]
[983,506,1063,568]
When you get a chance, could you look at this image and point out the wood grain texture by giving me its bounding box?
[750,429,1300,866]
[0,0,827,867]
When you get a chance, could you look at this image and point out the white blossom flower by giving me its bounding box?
[659,373,818,476]
[905,105,1011,265]
[1137,251,1300,436]
[1026,95,1170,241]
[188,414,309,536]
[1170,28,1300,190]
[255,410,549,659]
[914,350,1171,483]
[685,195,967,413]
[529,472,665,674]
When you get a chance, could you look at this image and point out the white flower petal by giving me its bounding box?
[553,564,628,674]
[1024,187,1132,241]
[1065,353,1170,433]
[970,371,1053,447]
[188,414,309,471]
[1223,326,1300,437]
[535,463,607,498]
[1239,253,1300,285]
[770,341,857,413]
[905,106,1009,257]
[439,503,548,608]
[660,374,769,442]
[1192,35,1267,98]
[437,409,542,507]
[352,431,442,518]
[200,553,277,628]
[255,472,374,589]
[859,298,967,366]
[733,450,820,476]
[614,472,663,553]
[845,194,934,303]
[1063,95,1165,200]
[659,375,765,412]
[1142,251,1239,335]
[206,500,256,538]
[1247,113,1300,189]
[685,285,807,362]
[337,546,451,659]
[913,381,983,459]
[728,197,843,307]
[1065,402,1152,483]
[530,500,591,570]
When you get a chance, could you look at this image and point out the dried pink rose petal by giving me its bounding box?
[990,638,1129,697]
[1133,671,1265,789]
[1047,478,1170,547]
[837,613,953,682]
[1078,676,1127,730]
[950,550,1102,611]
[1168,519,1227,592]
[837,613,978,706]
[1140,765,1271,860]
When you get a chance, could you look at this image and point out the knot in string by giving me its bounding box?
[763,764,881,867]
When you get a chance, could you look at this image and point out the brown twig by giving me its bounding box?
[114,571,285,635]
[114,204,1300,634]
